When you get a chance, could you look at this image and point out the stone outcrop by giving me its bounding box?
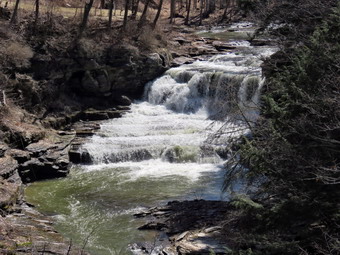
[0,176,21,212]
[134,200,232,254]
[0,203,90,255]
[68,46,168,98]
[0,155,19,179]
[30,43,169,108]
[16,134,73,183]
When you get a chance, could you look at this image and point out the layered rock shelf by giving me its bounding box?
[133,200,232,255]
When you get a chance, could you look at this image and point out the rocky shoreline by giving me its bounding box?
[131,200,232,255]
[0,107,130,254]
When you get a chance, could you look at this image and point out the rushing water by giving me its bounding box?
[25,25,276,255]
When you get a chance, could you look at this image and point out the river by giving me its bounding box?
[25,23,276,255]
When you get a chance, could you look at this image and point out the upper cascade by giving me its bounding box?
[144,46,275,122]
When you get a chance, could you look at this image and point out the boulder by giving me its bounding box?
[0,156,18,179]
[176,231,228,254]
[0,143,8,157]
[68,144,92,164]
[0,179,20,211]
[19,156,69,183]
[113,95,132,106]
[20,137,73,182]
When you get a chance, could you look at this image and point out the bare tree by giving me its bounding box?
[199,0,203,25]
[152,0,163,29]
[100,0,105,8]
[78,0,95,39]
[10,0,20,24]
[34,0,39,26]
[131,0,140,19]
[170,0,175,23]
[138,0,151,27]
[122,0,130,30]
[108,0,114,28]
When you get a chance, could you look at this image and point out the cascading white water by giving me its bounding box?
[84,45,275,167]
[25,27,277,254]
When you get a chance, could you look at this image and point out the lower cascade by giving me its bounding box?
[25,38,276,254]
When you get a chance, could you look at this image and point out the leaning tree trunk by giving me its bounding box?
[122,0,130,31]
[78,0,95,39]
[152,0,163,29]
[138,0,151,27]
[108,0,114,28]
[10,0,20,24]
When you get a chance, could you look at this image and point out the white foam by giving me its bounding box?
[82,160,223,182]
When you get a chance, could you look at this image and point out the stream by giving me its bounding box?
[25,23,276,255]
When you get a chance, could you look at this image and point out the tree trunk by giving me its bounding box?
[131,0,135,12]
[34,0,39,26]
[100,0,105,8]
[122,0,130,30]
[152,0,163,29]
[131,0,139,19]
[199,0,203,25]
[108,0,114,28]
[184,0,191,25]
[10,0,20,24]
[221,0,231,21]
[78,0,95,39]
[138,0,150,27]
[170,0,175,24]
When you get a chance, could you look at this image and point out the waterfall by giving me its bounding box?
[82,45,275,166]
[25,27,278,254]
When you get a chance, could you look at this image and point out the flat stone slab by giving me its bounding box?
[212,41,237,51]
[25,141,58,157]
[171,57,195,67]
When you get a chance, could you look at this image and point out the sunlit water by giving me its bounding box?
[25,25,276,255]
